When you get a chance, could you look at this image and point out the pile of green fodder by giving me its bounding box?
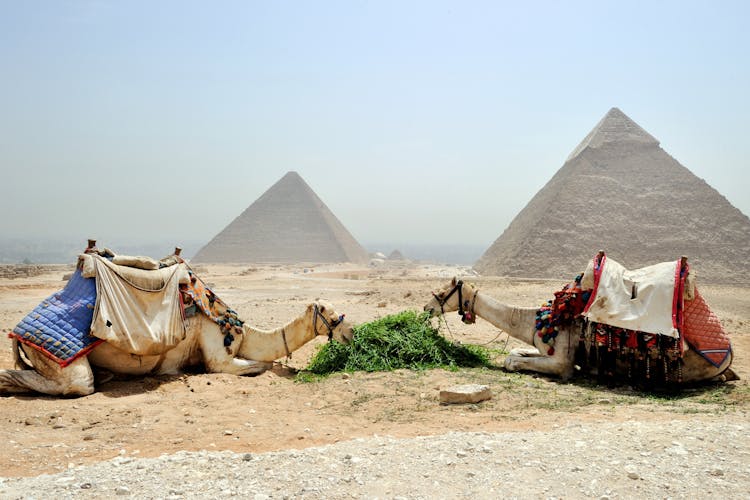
[300,310,493,376]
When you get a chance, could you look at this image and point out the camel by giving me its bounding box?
[424,277,736,386]
[2,299,352,397]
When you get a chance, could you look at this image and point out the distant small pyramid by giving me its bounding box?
[474,108,750,283]
[388,249,406,260]
[193,172,369,264]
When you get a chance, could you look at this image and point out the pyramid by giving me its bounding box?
[192,172,369,264]
[474,108,750,284]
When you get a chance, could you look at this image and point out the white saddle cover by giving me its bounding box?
[582,256,680,338]
[90,255,188,355]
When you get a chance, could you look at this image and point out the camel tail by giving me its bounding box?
[12,338,34,370]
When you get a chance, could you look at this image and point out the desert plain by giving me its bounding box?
[0,261,748,480]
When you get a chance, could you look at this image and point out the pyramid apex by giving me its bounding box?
[566,107,659,162]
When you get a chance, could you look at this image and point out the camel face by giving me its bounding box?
[423,277,474,317]
[314,301,354,344]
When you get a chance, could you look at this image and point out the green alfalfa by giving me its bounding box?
[299,310,492,377]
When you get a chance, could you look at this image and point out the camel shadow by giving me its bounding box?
[94,361,302,398]
[94,373,186,398]
[546,371,739,400]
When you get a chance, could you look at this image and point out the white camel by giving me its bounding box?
[1,300,352,397]
[424,278,736,385]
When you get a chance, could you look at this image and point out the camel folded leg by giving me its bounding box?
[509,347,542,357]
[204,357,273,376]
[0,344,94,396]
[504,354,574,380]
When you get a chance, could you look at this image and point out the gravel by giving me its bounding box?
[2,419,748,499]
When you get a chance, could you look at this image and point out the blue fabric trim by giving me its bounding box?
[12,268,99,365]
[695,346,731,368]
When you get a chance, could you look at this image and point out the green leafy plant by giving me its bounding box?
[299,310,493,377]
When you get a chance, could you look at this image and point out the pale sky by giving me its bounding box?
[2,1,748,256]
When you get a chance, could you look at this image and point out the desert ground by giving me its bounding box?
[0,260,748,481]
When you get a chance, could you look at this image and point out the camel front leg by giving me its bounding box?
[205,356,273,376]
[197,321,274,376]
[509,347,542,357]
[504,354,575,380]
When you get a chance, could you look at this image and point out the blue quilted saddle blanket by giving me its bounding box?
[10,268,103,367]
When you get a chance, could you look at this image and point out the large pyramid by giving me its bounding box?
[192,171,369,264]
[474,108,750,284]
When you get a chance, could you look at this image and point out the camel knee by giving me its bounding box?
[63,377,95,397]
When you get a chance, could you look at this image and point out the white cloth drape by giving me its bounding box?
[90,255,187,355]
[583,257,680,338]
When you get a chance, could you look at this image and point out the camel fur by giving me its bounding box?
[1,301,352,397]
[424,278,736,385]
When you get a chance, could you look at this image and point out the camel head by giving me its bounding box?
[423,277,478,323]
[309,300,354,344]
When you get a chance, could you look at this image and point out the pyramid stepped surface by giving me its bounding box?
[193,172,369,264]
[475,108,750,284]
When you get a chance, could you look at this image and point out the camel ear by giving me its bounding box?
[451,277,457,285]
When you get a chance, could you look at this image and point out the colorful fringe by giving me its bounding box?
[181,271,244,347]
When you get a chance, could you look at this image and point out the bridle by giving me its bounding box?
[313,303,345,341]
[432,280,477,324]
[281,303,346,359]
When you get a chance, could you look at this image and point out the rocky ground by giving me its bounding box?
[2,419,748,499]
[1,262,748,498]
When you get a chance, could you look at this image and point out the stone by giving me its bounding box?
[439,384,492,404]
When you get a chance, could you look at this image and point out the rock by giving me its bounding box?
[439,384,492,404]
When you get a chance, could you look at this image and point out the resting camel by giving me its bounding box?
[2,290,352,397]
[424,278,736,385]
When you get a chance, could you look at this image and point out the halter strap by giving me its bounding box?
[313,303,345,341]
[433,280,464,316]
[281,327,291,359]
[432,280,478,324]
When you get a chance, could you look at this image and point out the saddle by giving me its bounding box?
[579,252,731,368]
[581,253,686,338]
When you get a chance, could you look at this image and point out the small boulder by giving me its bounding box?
[439,384,492,404]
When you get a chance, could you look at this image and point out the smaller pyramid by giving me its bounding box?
[388,249,406,260]
[193,172,368,264]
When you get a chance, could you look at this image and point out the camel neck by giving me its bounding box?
[240,315,314,362]
[473,292,538,346]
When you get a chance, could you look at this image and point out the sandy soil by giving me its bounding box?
[1,262,748,478]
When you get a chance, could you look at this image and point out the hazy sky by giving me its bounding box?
[2,1,748,253]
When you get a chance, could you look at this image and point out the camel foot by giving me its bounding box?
[504,356,523,372]
[713,368,740,383]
